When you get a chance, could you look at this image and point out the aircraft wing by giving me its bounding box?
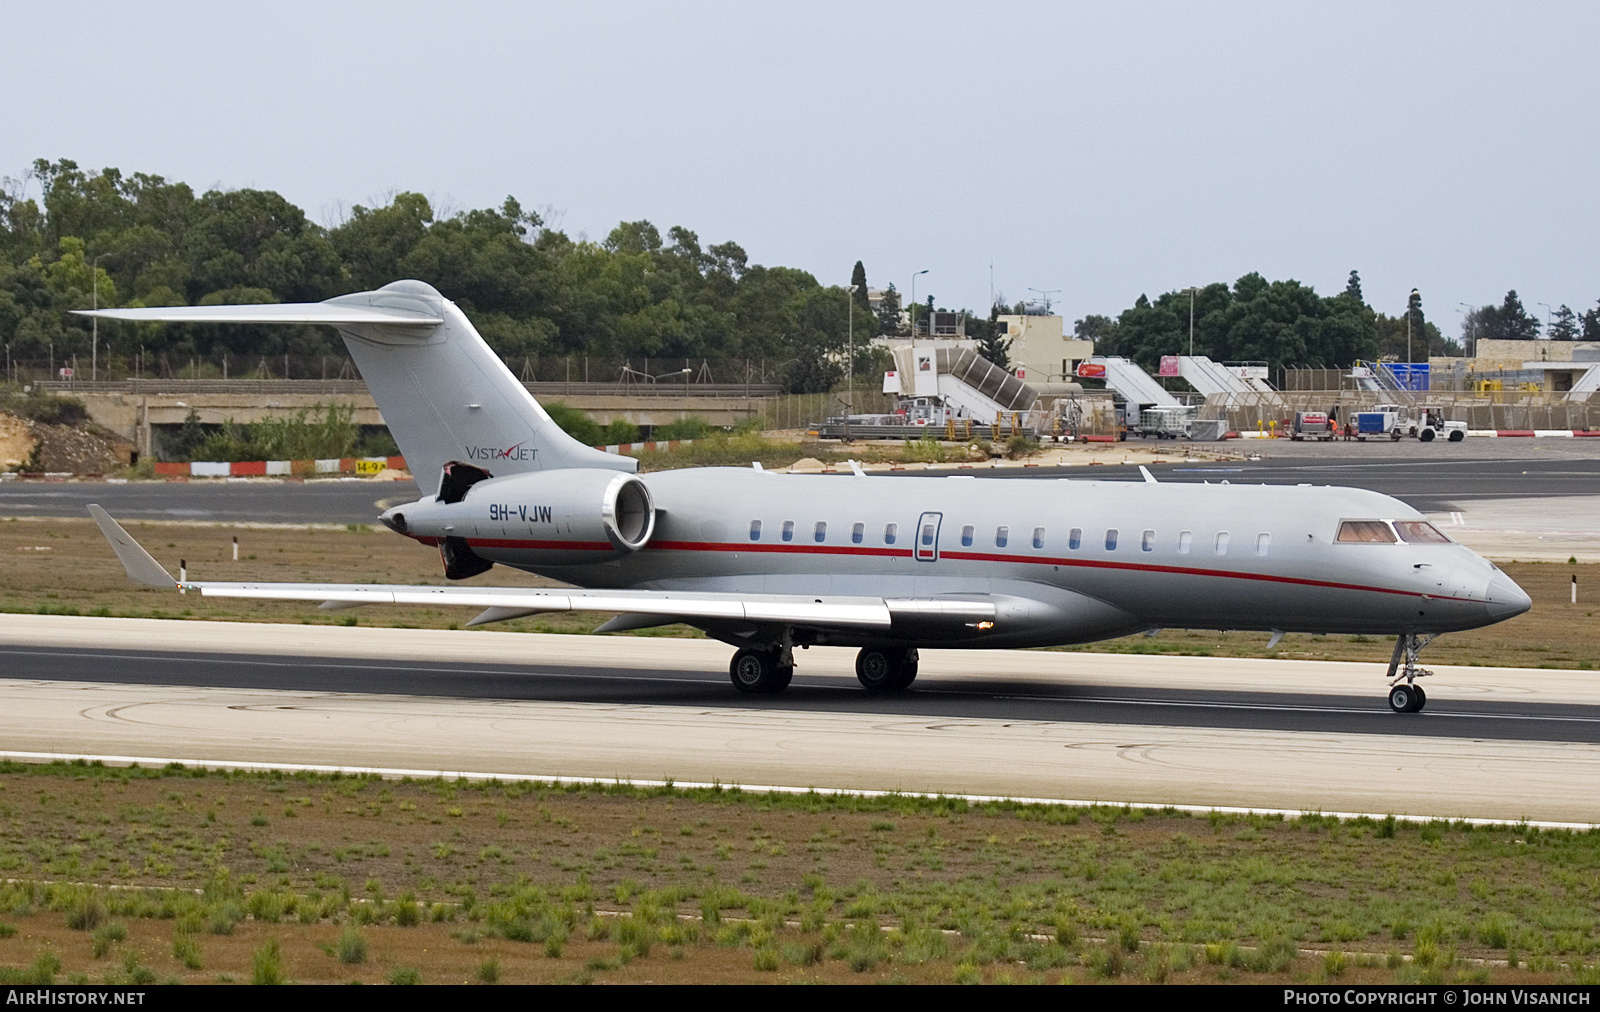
[88,506,995,631]
[72,304,442,328]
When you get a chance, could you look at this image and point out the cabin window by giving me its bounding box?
[782,520,795,542]
[814,521,827,543]
[1033,527,1046,550]
[995,526,1009,548]
[961,525,974,547]
[1178,530,1192,554]
[749,520,762,541]
[1256,532,1270,556]
[1215,531,1230,555]
[884,522,898,545]
[1337,521,1397,544]
[922,523,936,546]
[851,522,864,544]
[1068,527,1082,550]
[1105,528,1119,551]
[1141,529,1155,552]
[1394,521,1450,544]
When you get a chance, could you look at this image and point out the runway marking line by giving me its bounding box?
[1,749,1592,833]
[8,648,1600,727]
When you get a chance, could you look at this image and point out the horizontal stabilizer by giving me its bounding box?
[72,304,441,328]
[87,505,176,588]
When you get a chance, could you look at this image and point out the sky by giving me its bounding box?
[6,2,1598,334]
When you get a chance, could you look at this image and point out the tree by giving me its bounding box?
[1549,304,1579,341]
[875,283,901,336]
[849,260,869,309]
[974,305,1010,370]
[1073,313,1118,347]
[1404,289,1426,362]
[1344,270,1363,303]
[1481,290,1541,342]
[1584,301,1600,343]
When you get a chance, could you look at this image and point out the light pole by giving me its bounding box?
[1179,287,1200,357]
[1537,302,1553,338]
[846,284,858,413]
[1457,302,1477,358]
[909,270,928,338]
[1407,288,1419,366]
[91,253,108,382]
[1027,288,1060,313]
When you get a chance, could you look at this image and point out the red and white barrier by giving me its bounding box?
[596,439,695,454]
[155,456,406,478]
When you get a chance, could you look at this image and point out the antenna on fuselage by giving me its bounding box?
[1138,466,1157,484]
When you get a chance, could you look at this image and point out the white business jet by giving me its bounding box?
[79,281,1530,711]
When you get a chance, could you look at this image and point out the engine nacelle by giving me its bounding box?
[381,466,656,573]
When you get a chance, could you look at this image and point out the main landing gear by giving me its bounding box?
[1386,633,1435,713]
[729,646,794,694]
[727,643,921,695]
[855,646,918,692]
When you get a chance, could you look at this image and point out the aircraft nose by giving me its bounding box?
[1485,570,1532,621]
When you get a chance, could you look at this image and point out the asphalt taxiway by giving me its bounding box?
[1,617,1595,824]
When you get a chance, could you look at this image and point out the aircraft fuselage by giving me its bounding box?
[387,468,1531,650]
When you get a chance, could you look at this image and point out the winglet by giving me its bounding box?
[87,505,178,588]
[1139,465,1157,484]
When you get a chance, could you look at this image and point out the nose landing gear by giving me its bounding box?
[1385,633,1435,713]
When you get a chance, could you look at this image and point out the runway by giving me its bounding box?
[2,616,1596,824]
[3,453,1600,525]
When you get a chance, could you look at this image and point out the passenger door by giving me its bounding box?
[915,511,942,562]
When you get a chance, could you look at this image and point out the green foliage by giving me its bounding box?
[476,956,500,982]
[1091,273,1380,373]
[0,161,866,380]
[651,416,716,440]
[337,925,367,964]
[173,931,202,970]
[0,948,61,984]
[161,403,358,462]
[251,937,286,985]
[542,402,604,446]
[388,966,422,985]
[90,920,127,957]
[0,390,87,426]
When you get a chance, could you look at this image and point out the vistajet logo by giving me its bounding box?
[466,440,537,462]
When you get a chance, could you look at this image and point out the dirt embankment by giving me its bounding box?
[0,412,131,473]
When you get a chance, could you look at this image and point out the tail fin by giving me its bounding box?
[77,280,633,495]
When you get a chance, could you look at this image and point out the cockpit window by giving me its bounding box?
[1337,520,1397,543]
[1394,521,1451,544]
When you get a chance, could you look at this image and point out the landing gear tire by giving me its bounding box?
[1388,684,1425,713]
[856,647,917,692]
[1411,686,1426,711]
[730,648,792,694]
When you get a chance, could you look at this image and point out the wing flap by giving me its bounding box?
[186,581,894,629]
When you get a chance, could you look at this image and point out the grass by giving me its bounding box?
[0,517,1593,667]
[0,761,1597,983]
